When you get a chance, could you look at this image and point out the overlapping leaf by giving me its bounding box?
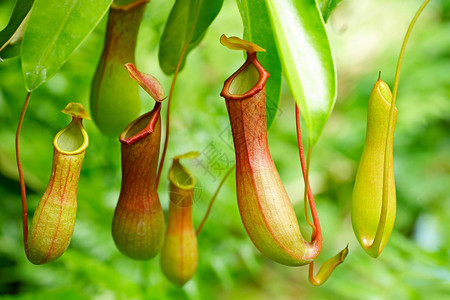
[159,0,224,75]
[317,0,342,22]
[264,0,336,145]
[0,0,34,59]
[237,0,282,129]
[21,0,113,91]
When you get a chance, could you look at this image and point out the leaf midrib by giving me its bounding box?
[35,1,78,78]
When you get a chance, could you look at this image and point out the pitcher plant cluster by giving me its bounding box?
[0,0,431,288]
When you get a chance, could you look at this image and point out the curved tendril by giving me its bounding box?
[304,148,315,231]
[295,103,322,242]
[295,104,320,241]
[196,165,235,236]
[371,0,430,254]
[156,5,204,188]
[296,104,314,230]
[155,46,182,188]
[297,103,348,285]
[16,92,31,258]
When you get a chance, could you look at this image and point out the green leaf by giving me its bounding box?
[317,0,342,22]
[264,0,336,145]
[236,0,282,129]
[0,42,21,60]
[21,0,113,92]
[159,0,224,75]
[0,0,34,59]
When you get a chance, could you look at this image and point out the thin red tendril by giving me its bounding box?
[16,92,31,258]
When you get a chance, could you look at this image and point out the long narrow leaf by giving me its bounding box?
[264,0,336,145]
[159,0,224,75]
[236,0,282,129]
[21,0,113,92]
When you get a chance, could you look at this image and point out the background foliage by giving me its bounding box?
[0,0,449,299]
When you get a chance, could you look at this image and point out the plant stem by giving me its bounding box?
[156,50,191,188]
[295,103,320,240]
[304,148,314,230]
[296,104,315,230]
[156,2,204,188]
[155,64,179,188]
[15,92,31,258]
[373,0,430,252]
[196,165,235,236]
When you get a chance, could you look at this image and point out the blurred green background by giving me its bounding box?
[0,0,449,299]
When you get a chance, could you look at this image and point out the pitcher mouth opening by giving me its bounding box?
[169,160,196,191]
[54,118,89,155]
[120,102,161,145]
[220,52,270,101]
